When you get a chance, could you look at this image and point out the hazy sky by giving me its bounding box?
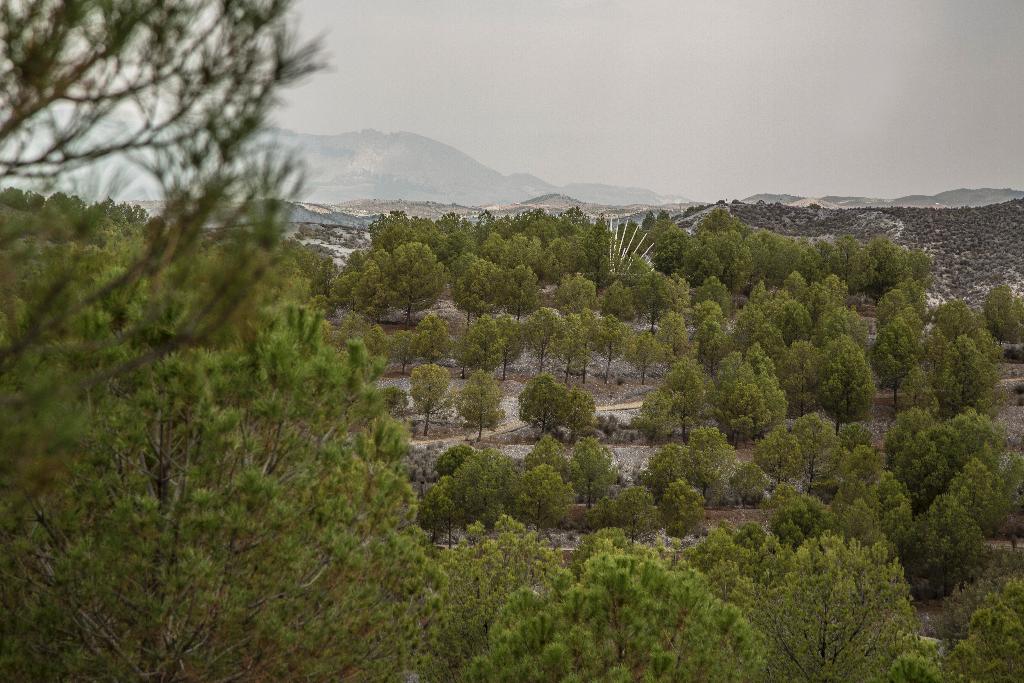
[279,0,1024,200]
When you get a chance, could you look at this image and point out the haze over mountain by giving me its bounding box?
[271,128,689,206]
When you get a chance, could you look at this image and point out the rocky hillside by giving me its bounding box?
[703,199,1024,303]
[741,188,1024,209]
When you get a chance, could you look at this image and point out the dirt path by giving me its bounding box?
[411,399,644,447]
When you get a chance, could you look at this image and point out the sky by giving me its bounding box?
[278,0,1024,201]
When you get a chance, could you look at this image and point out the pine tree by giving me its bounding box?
[523,307,562,374]
[384,242,446,324]
[756,535,917,682]
[467,552,763,681]
[569,437,617,507]
[819,335,875,430]
[411,363,454,435]
[457,370,505,439]
[660,481,705,537]
[515,465,574,531]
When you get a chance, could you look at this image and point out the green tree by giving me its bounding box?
[518,373,565,433]
[885,408,1006,514]
[910,493,985,597]
[453,256,502,320]
[983,284,1024,343]
[769,485,838,547]
[683,426,737,498]
[552,311,595,383]
[593,314,629,382]
[694,275,733,316]
[0,316,440,680]
[872,315,923,410]
[755,425,803,488]
[778,339,819,413]
[562,386,597,440]
[413,312,451,363]
[792,412,842,495]
[518,374,592,437]
[335,311,389,357]
[554,273,598,314]
[411,363,454,435]
[947,579,1024,682]
[625,330,665,385]
[756,535,918,682]
[713,350,787,443]
[815,307,869,349]
[450,449,519,528]
[383,242,446,324]
[600,280,636,320]
[389,329,416,374]
[947,457,1014,537]
[420,475,459,546]
[494,314,524,380]
[693,301,731,373]
[424,516,560,681]
[457,370,505,439]
[524,435,571,481]
[884,655,942,683]
[634,267,688,330]
[523,307,562,374]
[499,264,540,320]
[569,437,617,507]
[436,444,474,477]
[655,310,689,359]
[819,335,875,430]
[515,465,574,531]
[876,280,927,328]
[730,462,769,506]
[660,481,705,537]
[455,314,502,375]
[932,333,1000,417]
[469,552,763,681]
[662,356,711,438]
[900,365,938,414]
[641,443,687,501]
[633,389,676,443]
[581,218,612,287]
[587,487,660,542]
[0,0,322,480]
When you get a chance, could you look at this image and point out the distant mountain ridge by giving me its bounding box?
[742,188,1024,209]
[269,128,689,206]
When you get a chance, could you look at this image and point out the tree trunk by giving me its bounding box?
[501,356,508,381]
[423,413,430,436]
[893,384,899,412]
[405,303,412,325]
[605,356,612,383]
[477,422,483,440]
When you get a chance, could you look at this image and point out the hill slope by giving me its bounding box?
[743,188,1024,209]
[713,199,1024,303]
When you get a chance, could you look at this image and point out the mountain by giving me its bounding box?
[742,188,1024,209]
[270,128,687,206]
